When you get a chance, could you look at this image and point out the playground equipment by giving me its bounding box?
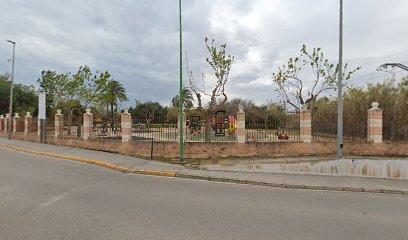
[214,111,226,136]
[228,115,237,134]
[276,130,289,140]
[246,135,256,143]
[189,115,203,136]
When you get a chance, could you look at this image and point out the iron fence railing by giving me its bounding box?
[245,113,300,142]
[312,111,367,142]
[89,115,122,140]
[28,117,38,134]
[185,114,238,142]
[132,116,177,142]
[16,117,25,132]
[59,115,82,138]
[384,121,408,142]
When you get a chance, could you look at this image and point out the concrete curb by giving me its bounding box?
[0,143,176,177]
[1,143,407,195]
[174,173,407,195]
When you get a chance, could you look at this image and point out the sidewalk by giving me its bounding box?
[1,137,407,194]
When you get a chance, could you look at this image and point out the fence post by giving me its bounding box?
[300,109,312,143]
[13,113,20,133]
[5,113,10,132]
[0,115,4,131]
[55,109,64,138]
[177,111,186,143]
[83,108,93,140]
[121,108,132,142]
[367,102,383,143]
[237,104,246,143]
[24,112,32,135]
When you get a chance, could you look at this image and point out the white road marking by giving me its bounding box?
[40,188,77,207]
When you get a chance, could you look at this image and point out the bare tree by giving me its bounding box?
[272,44,360,112]
[187,37,234,142]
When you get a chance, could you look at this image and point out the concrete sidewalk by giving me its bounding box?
[1,137,407,194]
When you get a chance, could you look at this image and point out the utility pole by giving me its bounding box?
[337,0,344,160]
[179,0,184,162]
[6,40,16,140]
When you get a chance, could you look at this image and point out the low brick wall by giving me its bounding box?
[2,132,407,160]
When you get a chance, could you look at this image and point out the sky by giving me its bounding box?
[0,0,407,107]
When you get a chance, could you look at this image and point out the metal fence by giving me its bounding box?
[312,111,367,142]
[46,117,55,137]
[29,117,38,134]
[132,116,177,142]
[15,117,25,132]
[383,111,408,142]
[59,115,82,138]
[90,115,122,140]
[185,113,237,142]
[245,113,300,142]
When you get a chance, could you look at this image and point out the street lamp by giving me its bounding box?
[337,0,344,160]
[377,63,408,72]
[179,0,184,162]
[6,40,16,140]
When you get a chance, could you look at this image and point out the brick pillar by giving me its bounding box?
[121,108,132,142]
[177,111,186,143]
[0,115,4,131]
[367,102,383,143]
[83,108,93,140]
[55,109,64,138]
[13,113,20,133]
[300,109,312,143]
[24,112,32,135]
[237,104,246,143]
[5,113,10,132]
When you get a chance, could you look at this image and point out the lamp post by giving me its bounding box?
[179,0,184,162]
[6,40,16,140]
[377,63,408,72]
[337,0,344,160]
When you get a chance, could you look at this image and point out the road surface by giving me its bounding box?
[0,146,407,240]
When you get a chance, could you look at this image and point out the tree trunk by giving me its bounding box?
[64,106,73,136]
[111,103,115,131]
[205,112,212,142]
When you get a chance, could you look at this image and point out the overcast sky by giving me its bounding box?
[1,0,407,107]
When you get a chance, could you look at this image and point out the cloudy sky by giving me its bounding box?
[1,0,407,107]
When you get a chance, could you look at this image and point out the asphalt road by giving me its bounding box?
[1,146,407,240]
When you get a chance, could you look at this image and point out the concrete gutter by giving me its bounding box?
[1,143,407,195]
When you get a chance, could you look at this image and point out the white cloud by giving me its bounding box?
[0,0,407,108]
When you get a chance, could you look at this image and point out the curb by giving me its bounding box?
[1,142,407,195]
[174,173,407,195]
[0,143,176,177]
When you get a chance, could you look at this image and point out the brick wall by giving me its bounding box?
[2,131,407,160]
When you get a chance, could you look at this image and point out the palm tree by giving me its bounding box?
[172,88,194,110]
[105,80,128,129]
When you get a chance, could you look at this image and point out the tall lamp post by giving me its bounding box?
[337,0,344,160]
[179,0,184,162]
[377,63,408,72]
[6,40,16,140]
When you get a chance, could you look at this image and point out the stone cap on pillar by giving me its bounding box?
[84,108,92,115]
[25,112,32,117]
[238,104,244,114]
[55,109,63,115]
[5,113,10,118]
[0,115,3,119]
[122,108,131,115]
[14,113,20,118]
[300,108,311,113]
[368,102,381,111]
